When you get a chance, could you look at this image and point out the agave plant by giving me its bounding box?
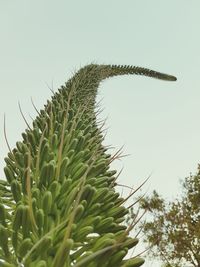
[0,64,176,267]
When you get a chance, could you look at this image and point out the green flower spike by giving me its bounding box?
[0,64,176,267]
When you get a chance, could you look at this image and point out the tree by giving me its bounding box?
[137,166,200,267]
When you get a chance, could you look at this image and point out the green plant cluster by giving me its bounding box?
[0,64,176,267]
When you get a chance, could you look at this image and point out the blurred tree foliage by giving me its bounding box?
[127,166,200,267]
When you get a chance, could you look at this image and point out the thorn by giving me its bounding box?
[3,114,12,153]
[45,80,54,94]
[18,102,32,130]
[31,97,40,115]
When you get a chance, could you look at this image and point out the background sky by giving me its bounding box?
[0,1,200,266]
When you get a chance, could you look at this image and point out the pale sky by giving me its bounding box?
[0,1,200,266]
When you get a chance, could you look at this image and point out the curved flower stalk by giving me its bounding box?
[0,64,176,267]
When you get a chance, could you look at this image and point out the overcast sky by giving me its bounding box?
[0,1,200,266]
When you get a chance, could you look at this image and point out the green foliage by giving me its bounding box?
[137,166,200,267]
[0,64,176,266]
